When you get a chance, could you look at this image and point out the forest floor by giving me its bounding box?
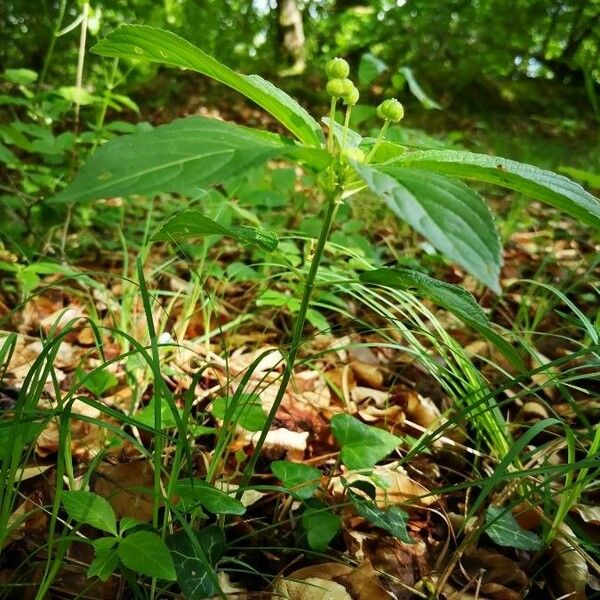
[1,96,599,599]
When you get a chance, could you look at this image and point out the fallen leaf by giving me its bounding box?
[93,460,156,522]
[274,577,351,600]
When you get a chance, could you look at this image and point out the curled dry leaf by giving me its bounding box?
[350,361,384,389]
[572,504,600,525]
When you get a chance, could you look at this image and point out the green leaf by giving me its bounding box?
[271,461,321,499]
[174,479,246,515]
[49,116,284,204]
[390,150,600,229]
[91,25,323,147]
[358,52,387,86]
[0,142,18,167]
[167,526,226,600]
[88,537,119,581]
[211,394,267,433]
[359,268,524,370]
[352,162,502,292]
[322,117,362,149]
[4,68,38,85]
[485,506,542,551]
[78,367,118,396]
[61,490,117,535]
[348,490,412,543]
[118,530,177,581]
[134,399,181,430]
[153,209,278,252]
[301,502,342,552]
[394,67,441,110]
[330,414,401,470]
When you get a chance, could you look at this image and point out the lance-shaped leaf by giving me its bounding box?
[360,267,524,370]
[49,116,285,204]
[389,150,600,229]
[154,210,277,252]
[352,162,502,292]
[92,25,323,147]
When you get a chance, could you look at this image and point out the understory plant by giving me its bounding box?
[3,23,600,597]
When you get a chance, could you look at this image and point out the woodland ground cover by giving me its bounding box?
[1,2,599,600]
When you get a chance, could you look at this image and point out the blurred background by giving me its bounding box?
[2,0,599,172]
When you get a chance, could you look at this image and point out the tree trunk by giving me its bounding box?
[276,0,306,74]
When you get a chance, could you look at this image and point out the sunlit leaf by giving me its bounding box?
[92,25,323,147]
[353,162,502,291]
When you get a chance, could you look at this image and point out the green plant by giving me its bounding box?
[12,23,600,596]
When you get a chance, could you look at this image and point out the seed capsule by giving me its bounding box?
[342,85,359,106]
[326,78,346,98]
[376,98,404,122]
[326,57,350,79]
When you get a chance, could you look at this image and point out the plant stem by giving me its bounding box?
[238,189,341,492]
[366,120,390,163]
[341,105,352,150]
[327,97,337,153]
[38,0,67,88]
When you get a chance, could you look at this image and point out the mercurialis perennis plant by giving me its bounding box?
[51,23,600,493]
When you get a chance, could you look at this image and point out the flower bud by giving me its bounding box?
[326,78,346,98]
[376,98,404,122]
[326,57,350,80]
[342,85,359,106]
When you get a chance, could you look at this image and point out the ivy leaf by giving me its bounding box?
[330,414,401,470]
[348,490,412,543]
[271,461,321,499]
[118,530,177,581]
[352,162,502,292]
[485,506,543,551]
[174,479,246,516]
[301,501,342,552]
[92,25,323,147]
[61,490,117,535]
[167,526,226,600]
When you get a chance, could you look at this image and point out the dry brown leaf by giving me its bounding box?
[332,464,434,509]
[573,504,600,525]
[4,491,47,548]
[404,394,441,429]
[364,537,428,600]
[40,305,87,332]
[273,577,351,600]
[550,527,588,600]
[36,399,104,460]
[93,460,155,522]
[334,559,391,599]
[350,361,384,389]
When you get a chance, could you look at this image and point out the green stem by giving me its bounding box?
[327,97,337,153]
[238,190,341,492]
[38,0,67,88]
[366,120,390,163]
[341,105,352,150]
